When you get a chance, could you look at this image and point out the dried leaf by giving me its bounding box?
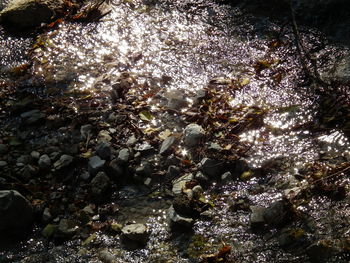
[139,110,154,122]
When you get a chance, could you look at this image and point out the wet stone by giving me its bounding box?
[0,190,34,238]
[126,134,137,146]
[195,171,209,184]
[250,206,266,230]
[0,144,8,154]
[17,155,32,165]
[80,124,93,139]
[199,158,224,178]
[54,154,73,171]
[183,123,206,147]
[38,154,51,169]
[263,200,291,227]
[30,151,40,159]
[20,109,45,125]
[0,161,8,167]
[90,171,110,202]
[98,249,118,263]
[159,136,175,155]
[96,142,112,160]
[122,223,150,247]
[57,218,78,238]
[221,171,233,183]
[88,156,105,175]
[135,161,153,177]
[118,148,131,163]
[168,205,194,228]
[172,173,193,195]
[97,130,112,143]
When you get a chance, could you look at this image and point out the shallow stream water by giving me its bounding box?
[0,0,349,262]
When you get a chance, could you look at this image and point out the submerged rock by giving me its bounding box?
[199,158,225,178]
[183,123,206,147]
[159,136,175,155]
[90,172,110,202]
[0,190,33,238]
[53,154,73,171]
[168,205,194,228]
[121,223,150,248]
[20,109,45,125]
[38,154,51,169]
[0,0,64,29]
[172,173,193,195]
[88,156,105,175]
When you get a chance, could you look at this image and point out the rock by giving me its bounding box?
[57,218,78,238]
[159,136,175,155]
[164,89,188,109]
[30,151,40,159]
[0,161,8,167]
[95,142,112,160]
[118,148,131,163]
[126,134,137,146]
[192,185,203,197]
[173,194,201,218]
[80,171,90,180]
[97,130,112,143]
[0,0,64,29]
[195,171,209,184]
[91,171,110,202]
[38,154,51,169]
[207,142,223,151]
[88,156,105,175]
[0,190,33,238]
[168,205,194,227]
[42,207,52,222]
[277,228,306,247]
[135,161,152,177]
[122,223,150,246]
[109,159,125,179]
[134,142,154,155]
[250,206,266,230]
[80,124,93,139]
[42,223,57,238]
[53,154,73,171]
[172,173,193,195]
[199,158,225,178]
[98,249,118,263]
[0,144,8,154]
[16,155,32,165]
[221,171,233,183]
[306,240,335,263]
[263,200,291,227]
[183,123,205,147]
[20,109,45,125]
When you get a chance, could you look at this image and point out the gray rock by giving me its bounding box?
[0,161,8,167]
[172,173,193,195]
[0,190,33,237]
[80,171,90,180]
[166,165,181,179]
[168,205,194,227]
[118,148,131,163]
[159,136,175,155]
[307,240,334,263]
[42,207,52,222]
[57,218,78,238]
[98,249,118,263]
[91,172,110,201]
[134,142,154,155]
[263,200,290,227]
[250,206,266,230]
[54,154,73,170]
[221,171,233,183]
[122,223,150,244]
[183,123,205,147]
[16,155,32,165]
[164,89,188,109]
[126,134,137,146]
[80,124,93,139]
[95,142,112,160]
[109,159,125,178]
[20,109,45,124]
[199,158,224,178]
[30,151,40,159]
[0,144,8,154]
[208,142,223,151]
[0,0,64,29]
[38,154,51,169]
[88,156,105,175]
[97,130,112,143]
[192,185,203,196]
[195,171,209,184]
[135,161,152,177]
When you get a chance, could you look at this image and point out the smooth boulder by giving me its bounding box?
[0,0,63,29]
[0,190,33,238]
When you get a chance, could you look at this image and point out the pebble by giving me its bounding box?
[38,154,51,169]
[159,136,175,155]
[0,161,8,167]
[96,142,112,160]
[199,158,224,178]
[168,205,194,227]
[183,123,206,147]
[80,124,93,139]
[172,173,193,195]
[118,148,131,163]
[88,156,106,175]
[122,223,150,244]
[91,172,110,201]
[221,171,233,183]
[54,155,73,170]
[20,109,45,124]
[0,144,8,154]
